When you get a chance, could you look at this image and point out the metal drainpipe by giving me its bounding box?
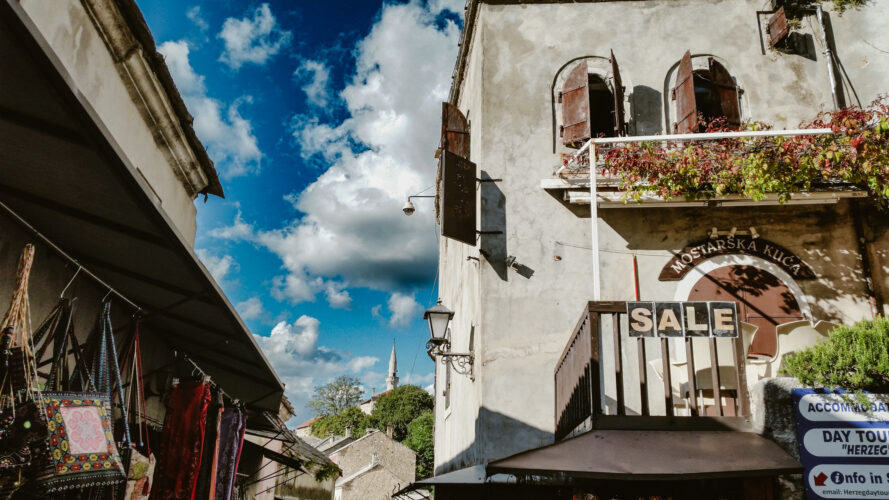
[813,4,841,109]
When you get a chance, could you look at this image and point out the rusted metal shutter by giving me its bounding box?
[437,102,470,222]
[767,7,790,48]
[610,50,626,136]
[441,102,470,159]
[672,51,697,134]
[709,58,741,127]
[560,63,591,146]
[440,150,477,246]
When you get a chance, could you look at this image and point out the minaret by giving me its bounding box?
[385,342,398,391]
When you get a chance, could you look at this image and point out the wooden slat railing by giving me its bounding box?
[554,301,750,441]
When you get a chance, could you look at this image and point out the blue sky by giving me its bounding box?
[136,0,464,424]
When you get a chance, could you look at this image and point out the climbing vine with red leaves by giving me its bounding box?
[597,97,889,205]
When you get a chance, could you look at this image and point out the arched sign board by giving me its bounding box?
[658,236,816,281]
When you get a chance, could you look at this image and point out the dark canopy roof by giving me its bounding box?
[0,0,282,414]
[487,430,802,480]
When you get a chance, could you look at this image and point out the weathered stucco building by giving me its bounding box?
[424,0,889,498]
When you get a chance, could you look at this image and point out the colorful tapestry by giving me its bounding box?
[214,407,246,500]
[124,449,155,500]
[150,381,210,500]
[34,392,125,492]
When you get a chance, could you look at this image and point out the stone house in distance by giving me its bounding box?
[330,429,416,500]
[419,1,889,499]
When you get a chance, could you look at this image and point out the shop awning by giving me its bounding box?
[487,430,802,480]
[0,0,283,415]
[392,464,516,496]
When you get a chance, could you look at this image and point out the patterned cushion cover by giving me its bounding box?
[35,392,125,492]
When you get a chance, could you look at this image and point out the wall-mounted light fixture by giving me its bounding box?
[424,300,473,377]
[402,195,434,216]
[709,226,760,239]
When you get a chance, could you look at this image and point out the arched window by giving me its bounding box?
[559,51,626,147]
[672,51,741,133]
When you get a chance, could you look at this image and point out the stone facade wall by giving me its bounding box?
[331,431,415,500]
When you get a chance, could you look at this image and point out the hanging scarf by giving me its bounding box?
[193,400,221,500]
[150,381,211,500]
[214,407,246,500]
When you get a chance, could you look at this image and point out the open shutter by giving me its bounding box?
[560,63,591,146]
[767,7,790,48]
[610,50,626,136]
[437,102,469,222]
[672,51,697,134]
[709,58,741,127]
[441,102,470,159]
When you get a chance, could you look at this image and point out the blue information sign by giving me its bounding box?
[792,388,889,499]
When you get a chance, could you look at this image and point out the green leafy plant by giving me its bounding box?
[310,407,369,439]
[780,316,889,392]
[367,385,433,441]
[600,98,889,206]
[307,375,365,417]
[403,410,434,479]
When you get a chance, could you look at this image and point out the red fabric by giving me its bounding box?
[151,381,211,500]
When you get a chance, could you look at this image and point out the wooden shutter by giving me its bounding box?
[441,150,477,246]
[767,7,790,48]
[610,50,626,136]
[560,63,591,146]
[672,51,697,134]
[441,102,469,159]
[709,58,741,126]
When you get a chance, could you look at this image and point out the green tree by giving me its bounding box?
[311,407,369,439]
[307,375,365,417]
[368,385,433,441]
[404,410,434,479]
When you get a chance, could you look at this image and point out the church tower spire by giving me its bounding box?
[385,342,398,391]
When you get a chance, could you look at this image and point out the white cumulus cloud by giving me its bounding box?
[196,248,237,284]
[295,60,331,108]
[387,292,421,327]
[253,316,379,423]
[186,6,209,33]
[159,41,262,178]
[212,1,461,306]
[236,296,265,321]
[218,3,291,70]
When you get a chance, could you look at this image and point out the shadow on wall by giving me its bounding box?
[435,406,553,477]
[479,170,508,281]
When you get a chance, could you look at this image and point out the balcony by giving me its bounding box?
[554,301,757,441]
[543,128,869,208]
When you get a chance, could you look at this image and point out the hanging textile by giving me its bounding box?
[150,380,211,500]
[0,245,47,499]
[194,398,222,500]
[124,448,155,500]
[214,407,246,500]
[30,301,128,492]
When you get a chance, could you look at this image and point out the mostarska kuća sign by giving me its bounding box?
[793,388,889,500]
[626,301,739,338]
[658,236,816,281]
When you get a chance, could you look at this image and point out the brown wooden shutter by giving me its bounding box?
[441,102,469,159]
[560,63,591,146]
[437,102,469,222]
[440,150,477,246]
[709,58,741,127]
[610,50,626,136]
[672,50,697,134]
[767,7,790,48]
